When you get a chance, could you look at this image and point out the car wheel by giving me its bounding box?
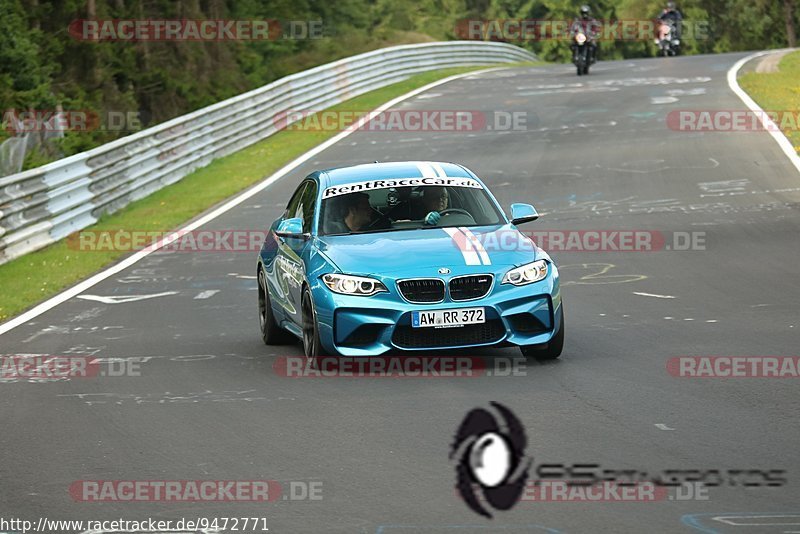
[258,268,291,345]
[301,287,329,365]
[520,305,565,361]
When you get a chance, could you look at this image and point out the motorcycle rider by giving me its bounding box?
[570,5,600,64]
[657,1,683,41]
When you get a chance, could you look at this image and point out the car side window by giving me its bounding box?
[299,181,318,233]
[285,182,308,220]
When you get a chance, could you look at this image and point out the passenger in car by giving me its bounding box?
[325,192,383,234]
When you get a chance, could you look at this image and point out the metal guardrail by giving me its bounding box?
[0,41,536,265]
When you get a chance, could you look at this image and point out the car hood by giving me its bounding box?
[316,224,539,276]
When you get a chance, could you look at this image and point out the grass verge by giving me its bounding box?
[738,50,800,154]
[0,63,539,322]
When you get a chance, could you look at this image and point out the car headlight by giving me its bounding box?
[502,260,549,286]
[322,273,388,296]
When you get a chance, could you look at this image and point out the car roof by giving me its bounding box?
[317,161,477,188]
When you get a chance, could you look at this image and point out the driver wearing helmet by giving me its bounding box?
[570,5,600,64]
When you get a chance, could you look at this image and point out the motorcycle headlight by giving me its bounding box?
[672,39,680,45]
[322,273,387,296]
[502,260,549,286]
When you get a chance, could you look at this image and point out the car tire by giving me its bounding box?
[301,286,329,366]
[258,267,291,345]
[520,305,565,361]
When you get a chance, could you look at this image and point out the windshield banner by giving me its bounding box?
[322,177,482,199]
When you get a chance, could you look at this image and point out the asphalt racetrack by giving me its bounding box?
[1,52,799,533]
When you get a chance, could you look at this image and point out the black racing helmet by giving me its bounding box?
[580,4,591,18]
[666,1,676,9]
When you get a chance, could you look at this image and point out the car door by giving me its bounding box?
[271,181,308,317]
[276,180,317,327]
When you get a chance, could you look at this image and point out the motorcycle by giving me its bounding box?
[572,32,592,76]
[656,20,680,56]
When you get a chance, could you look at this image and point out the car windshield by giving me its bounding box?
[319,179,505,236]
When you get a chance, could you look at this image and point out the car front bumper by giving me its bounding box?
[309,269,562,357]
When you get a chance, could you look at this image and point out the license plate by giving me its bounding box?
[411,307,485,328]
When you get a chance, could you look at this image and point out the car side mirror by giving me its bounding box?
[510,203,539,225]
[275,217,307,239]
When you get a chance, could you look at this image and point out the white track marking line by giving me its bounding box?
[193,290,220,300]
[655,423,675,431]
[0,68,506,336]
[728,49,800,176]
[633,292,675,299]
[714,515,800,526]
[76,292,179,304]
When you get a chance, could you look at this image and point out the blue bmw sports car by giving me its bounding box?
[256,161,563,360]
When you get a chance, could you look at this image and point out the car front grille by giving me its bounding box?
[397,278,445,303]
[392,319,505,349]
[449,274,493,301]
